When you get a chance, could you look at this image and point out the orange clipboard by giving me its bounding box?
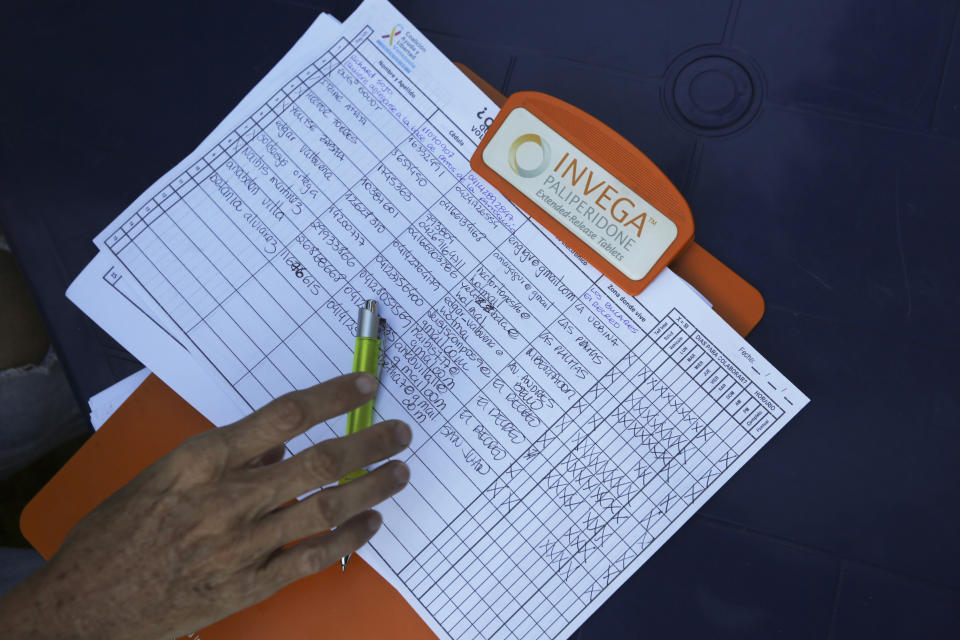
[460,65,764,336]
[21,67,763,640]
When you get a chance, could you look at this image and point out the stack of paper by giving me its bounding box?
[68,2,808,639]
[88,368,150,429]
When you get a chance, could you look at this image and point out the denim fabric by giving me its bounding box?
[0,346,88,479]
[0,547,45,598]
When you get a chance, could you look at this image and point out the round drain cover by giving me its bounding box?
[664,47,763,136]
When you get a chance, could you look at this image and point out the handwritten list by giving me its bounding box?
[90,2,807,638]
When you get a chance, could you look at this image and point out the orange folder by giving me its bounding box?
[21,68,763,639]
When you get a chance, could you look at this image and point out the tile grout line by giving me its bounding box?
[764,100,960,142]
[501,55,517,95]
[928,3,960,129]
[720,0,742,47]
[419,27,664,83]
[696,513,960,595]
[825,561,846,640]
[679,138,703,196]
[762,304,960,353]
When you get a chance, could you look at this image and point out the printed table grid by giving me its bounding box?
[108,28,456,407]
[100,18,791,640]
[400,306,785,640]
[106,20,570,556]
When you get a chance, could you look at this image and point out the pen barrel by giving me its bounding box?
[346,336,380,436]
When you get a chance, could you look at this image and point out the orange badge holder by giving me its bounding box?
[22,67,763,640]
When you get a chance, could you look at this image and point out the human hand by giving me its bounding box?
[0,372,410,640]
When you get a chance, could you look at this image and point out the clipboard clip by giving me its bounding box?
[471,91,694,296]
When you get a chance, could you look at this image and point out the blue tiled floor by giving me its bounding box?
[579,516,840,639]
[1,0,958,636]
[830,562,960,639]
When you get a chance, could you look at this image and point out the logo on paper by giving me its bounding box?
[382,25,402,47]
[508,133,552,178]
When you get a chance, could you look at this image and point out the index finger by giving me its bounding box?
[218,372,378,467]
[252,419,411,507]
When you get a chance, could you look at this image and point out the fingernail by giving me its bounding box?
[392,461,410,485]
[355,373,377,394]
[392,421,412,446]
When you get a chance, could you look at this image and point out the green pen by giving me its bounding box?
[340,299,381,572]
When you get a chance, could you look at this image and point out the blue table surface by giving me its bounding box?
[1,1,958,637]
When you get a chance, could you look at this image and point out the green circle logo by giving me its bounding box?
[508,133,551,178]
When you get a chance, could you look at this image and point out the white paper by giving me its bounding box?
[89,368,151,430]
[68,253,246,425]
[72,2,808,639]
[70,12,345,424]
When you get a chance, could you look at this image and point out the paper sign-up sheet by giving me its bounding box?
[70,2,808,638]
